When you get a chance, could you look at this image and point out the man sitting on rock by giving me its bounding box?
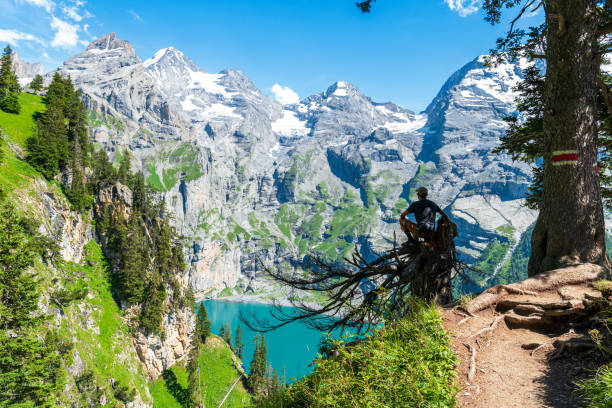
[400,187,449,245]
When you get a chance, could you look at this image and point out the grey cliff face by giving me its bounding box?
[12,51,44,87]
[58,34,537,300]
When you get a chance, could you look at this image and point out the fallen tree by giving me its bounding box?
[242,219,477,333]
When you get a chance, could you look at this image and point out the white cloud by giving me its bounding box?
[444,0,480,17]
[19,0,55,13]
[128,10,142,21]
[271,84,300,105]
[63,6,83,21]
[50,16,81,47]
[0,28,45,45]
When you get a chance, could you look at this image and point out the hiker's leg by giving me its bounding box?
[401,219,420,242]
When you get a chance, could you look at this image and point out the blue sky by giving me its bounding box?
[0,0,541,111]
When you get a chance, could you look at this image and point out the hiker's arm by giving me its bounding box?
[400,208,410,220]
[439,210,449,221]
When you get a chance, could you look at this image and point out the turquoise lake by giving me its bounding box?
[202,300,330,382]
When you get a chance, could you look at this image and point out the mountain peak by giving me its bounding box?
[87,33,134,54]
[324,81,360,98]
[143,46,188,68]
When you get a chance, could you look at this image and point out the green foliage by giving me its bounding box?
[392,198,409,217]
[248,332,268,397]
[187,341,201,408]
[29,74,43,93]
[146,163,165,192]
[0,45,21,114]
[408,163,437,200]
[220,322,233,347]
[65,241,151,405]
[474,238,513,274]
[594,280,612,298]
[493,60,612,208]
[150,337,250,408]
[274,299,457,408]
[487,224,534,288]
[235,325,244,360]
[140,272,166,334]
[144,143,204,192]
[575,363,612,407]
[196,303,212,344]
[113,381,136,403]
[24,72,92,209]
[0,190,67,407]
[0,92,44,147]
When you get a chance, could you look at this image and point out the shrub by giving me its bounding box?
[269,298,458,407]
[575,363,612,407]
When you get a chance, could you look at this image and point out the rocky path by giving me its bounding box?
[441,285,605,408]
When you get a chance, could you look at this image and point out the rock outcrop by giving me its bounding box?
[12,51,44,87]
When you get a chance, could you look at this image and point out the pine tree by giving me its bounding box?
[117,212,148,303]
[247,332,268,396]
[29,74,43,93]
[26,73,73,180]
[117,150,131,185]
[186,339,202,408]
[66,88,90,167]
[0,45,21,113]
[140,272,166,333]
[0,190,65,406]
[220,322,233,347]
[26,102,67,179]
[196,303,211,344]
[234,324,244,360]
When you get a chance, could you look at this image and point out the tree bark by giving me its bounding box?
[529,0,610,276]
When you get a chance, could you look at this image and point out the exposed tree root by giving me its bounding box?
[497,299,576,311]
[521,342,552,356]
[457,316,472,326]
[469,315,505,339]
[464,263,605,314]
[530,343,550,356]
[464,343,477,382]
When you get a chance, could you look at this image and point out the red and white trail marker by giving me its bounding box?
[552,150,578,166]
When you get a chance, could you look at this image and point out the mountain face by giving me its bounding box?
[12,51,44,86]
[55,33,538,300]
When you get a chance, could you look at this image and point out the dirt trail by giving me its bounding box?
[441,285,604,408]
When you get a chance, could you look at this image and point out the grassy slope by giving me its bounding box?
[0,93,43,189]
[281,299,457,408]
[0,94,151,404]
[150,335,251,408]
[58,242,151,405]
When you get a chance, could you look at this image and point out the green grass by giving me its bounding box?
[0,93,45,147]
[496,224,516,236]
[146,163,166,192]
[58,241,151,405]
[575,363,612,407]
[474,238,514,276]
[312,189,376,261]
[150,336,251,408]
[0,93,46,189]
[408,163,437,200]
[594,280,612,297]
[279,298,457,407]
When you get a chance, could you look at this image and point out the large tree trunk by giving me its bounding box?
[529,0,610,276]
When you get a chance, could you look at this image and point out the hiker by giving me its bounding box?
[400,187,449,245]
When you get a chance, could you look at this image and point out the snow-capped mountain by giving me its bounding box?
[54,33,537,299]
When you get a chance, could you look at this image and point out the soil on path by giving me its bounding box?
[441,285,605,408]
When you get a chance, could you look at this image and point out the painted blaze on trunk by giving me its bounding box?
[529,0,610,275]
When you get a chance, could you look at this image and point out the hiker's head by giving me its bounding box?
[416,187,428,199]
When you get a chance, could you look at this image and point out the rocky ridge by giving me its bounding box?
[55,33,540,300]
[12,51,44,87]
